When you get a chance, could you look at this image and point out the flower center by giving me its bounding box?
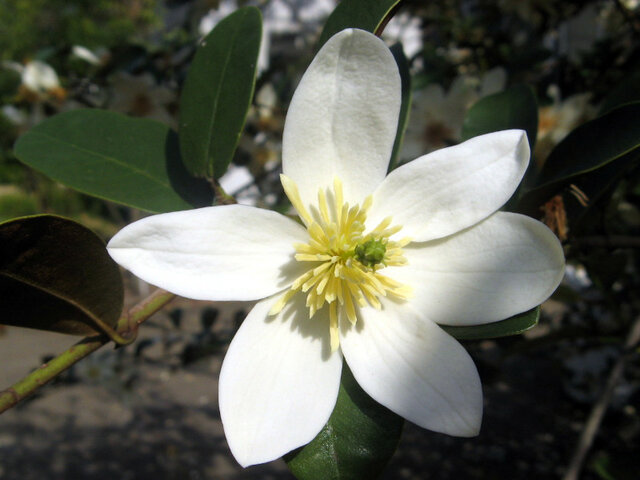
[270,175,412,351]
[355,238,387,268]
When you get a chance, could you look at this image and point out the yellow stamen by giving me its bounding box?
[275,175,412,352]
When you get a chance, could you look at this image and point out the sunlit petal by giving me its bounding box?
[387,212,565,325]
[220,294,342,466]
[368,130,529,241]
[107,205,308,301]
[282,29,401,209]
[340,301,482,436]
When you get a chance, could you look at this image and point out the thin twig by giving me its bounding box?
[0,289,175,414]
[562,315,640,480]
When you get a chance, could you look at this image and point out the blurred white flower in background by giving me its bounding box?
[1,60,67,126]
[0,105,27,127]
[534,85,595,166]
[401,67,507,160]
[555,4,604,62]
[108,72,177,128]
[3,60,66,103]
[71,45,110,67]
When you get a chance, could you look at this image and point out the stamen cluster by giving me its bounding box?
[271,175,412,350]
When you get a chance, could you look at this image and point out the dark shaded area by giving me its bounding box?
[2,331,638,480]
[164,129,214,209]
[1,403,286,480]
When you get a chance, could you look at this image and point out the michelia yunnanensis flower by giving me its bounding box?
[107,29,565,467]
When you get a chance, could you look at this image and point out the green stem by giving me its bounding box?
[0,289,175,414]
[212,181,237,205]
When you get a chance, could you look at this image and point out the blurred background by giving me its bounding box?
[1,0,639,478]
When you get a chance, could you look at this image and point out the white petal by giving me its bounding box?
[107,205,308,301]
[340,301,482,436]
[220,294,342,466]
[282,29,401,209]
[368,130,530,242]
[387,212,565,326]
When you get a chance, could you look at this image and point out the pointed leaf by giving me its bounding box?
[285,361,403,480]
[535,102,640,186]
[559,149,640,234]
[318,0,402,49]
[178,7,262,179]
[14,109,213,213]
[0,215,124,336]
[462,84,538,151]
[520,102,640,211]
[441,307,540,341]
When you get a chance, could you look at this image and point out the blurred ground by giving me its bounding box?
[0,299,638,480]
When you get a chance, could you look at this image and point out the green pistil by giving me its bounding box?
[354,238,387,269]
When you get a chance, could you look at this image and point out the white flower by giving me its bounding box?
[401,67,507,159]
[535,85,595,166]
[71,45,107,66]
[108,73,176,128]
[21,60,61,95]
[107,29,565,467]
[5,60,66,102]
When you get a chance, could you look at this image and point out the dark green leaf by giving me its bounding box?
[179,7,262,179]
[388,43,412,172]
[14,109,213,213]
[318,0,402,49]
[537,102,640,185]
[441,307,540,340]
[599,73,640,115]
[0,215,123,336]
[561,149,640,235]
[520,102,640,212]
[285,361,403,480]
[462,84,538,151]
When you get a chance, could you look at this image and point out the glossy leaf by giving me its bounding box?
[536,102,640,186]
[318,0,402,49]
[521,102,640,211]
[441,307,540,340]
[285,361,403,480]
[179,7,262,179]
[0,215,124,336]
[388,43,412,172]
[462,84,538,151]
[14,109,213,213]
